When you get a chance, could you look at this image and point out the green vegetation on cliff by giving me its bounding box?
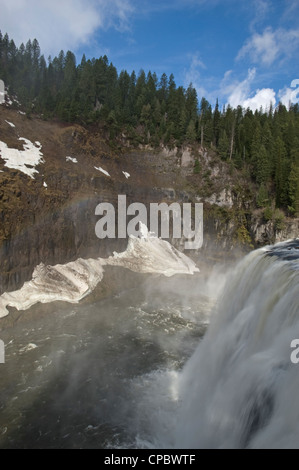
[0,31,298,217]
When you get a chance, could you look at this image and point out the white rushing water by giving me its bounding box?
[172,239,299,449]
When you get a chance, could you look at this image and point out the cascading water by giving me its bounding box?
[173,239,299,449]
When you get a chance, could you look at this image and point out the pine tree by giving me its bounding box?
[250,123,262,178]
[274,136,287,207]
[288,162,299,216]
[186,119,196,142]
[218,130,229,160]
[185,83,198,123]
[158,72,168,102]
[213,99,221,147]
[199,97,213,147]
[256,145,271,185]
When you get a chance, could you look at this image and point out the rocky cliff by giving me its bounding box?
[0,105,298,295]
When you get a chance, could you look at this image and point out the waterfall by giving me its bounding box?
[174,239,299,449]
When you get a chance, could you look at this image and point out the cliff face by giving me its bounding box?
[0,106,298,294]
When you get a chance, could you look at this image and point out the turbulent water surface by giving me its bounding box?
[0,275,213,449]
[0,239,298,449]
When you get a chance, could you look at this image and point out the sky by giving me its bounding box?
[1,0,299,110]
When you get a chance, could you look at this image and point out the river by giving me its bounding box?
[0,274,214,449]
[0,239,298,449]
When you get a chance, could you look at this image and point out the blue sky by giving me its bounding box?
[1,0,299,110]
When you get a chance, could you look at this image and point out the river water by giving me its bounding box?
[0,274,215,449]
[1,239,298,449]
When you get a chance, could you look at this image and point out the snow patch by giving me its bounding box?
[0,137,44,179]
[139,222,155,239]
[106,223,199,277]
[4,93,20,107]
[0,258,105,318]
[66,156,78,163]
[5,120,15,128]
[0,223,199,318]
[122,171,130,179]
[95,166,110,177]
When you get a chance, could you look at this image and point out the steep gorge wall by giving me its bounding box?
[0,108,298,295]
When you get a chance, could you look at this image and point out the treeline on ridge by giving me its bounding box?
[0,32,298,217]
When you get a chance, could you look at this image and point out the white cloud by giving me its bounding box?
[136,0,222,14]
[0,0,134,56]
[243,88,276,112]
[237,27,299,67]
[249,0,271,30]
[237,27,279,66]
[185,66,277,111]
[278,84,299,108]
[222,68,276,111]
[184,53,206,85]
[222,70,299,111]
[223,68,256,108]
[183,53,208,100]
